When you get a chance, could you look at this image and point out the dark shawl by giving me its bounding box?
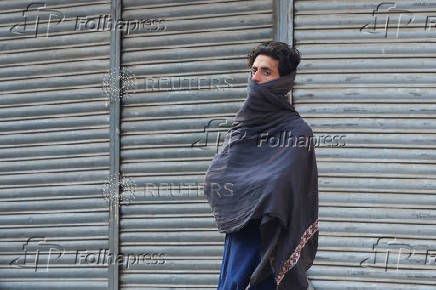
[203,72,319,290]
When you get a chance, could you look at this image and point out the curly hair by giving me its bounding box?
[247,41,301,76]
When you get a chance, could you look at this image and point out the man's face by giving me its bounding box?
[250,54,280,84]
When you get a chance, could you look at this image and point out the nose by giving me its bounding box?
[252,70,261,83]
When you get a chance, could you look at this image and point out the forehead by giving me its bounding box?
[252,54,279,70]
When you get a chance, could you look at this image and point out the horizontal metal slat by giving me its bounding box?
[299,58,436,73]
[0,0,107,13]
[0,129,109,146]
[122,116,436,134]
[128,59,247,77]
[319,177,436,194]
[0,225,108,238]
[0,101,109,121]
[122,28,272,50]
[120,231,223,244]
[122,88,246,106]
[122,43,257,65]
[0,281,107,290]
[122,102,239,120]
[297,43,436,59]
[0,46,109,67]
[124,0,271,20]
[295,0,436,14]
[0,171,108,187]
[124,0,241,8]
[295,12,433,29]
[0,89,107,108]
[120,273,218,286]
[0,156,109,174]
[311,279,435,290]
[295,72,436,87]
[308,265,436,284]
[0,32,109,53]
[122,146,436,163]
[0,212,108,226]
[294,27,436,43]
[0,60,109,81]
[0,239,108,252]
[293,87,436,103]
[120,217,216,230]
[121,203,210,216]
[121,132,436,149]
[0,74,106,94]
[321,192,436,209]
[124,13,271,37]
[120,245,221,257]
[0,143,109,161]
[321,221,436,238]
[0,185,105,201]
[0,198,107,213]
[0,116,109,134]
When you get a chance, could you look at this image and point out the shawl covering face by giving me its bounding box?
[203,72,319,290]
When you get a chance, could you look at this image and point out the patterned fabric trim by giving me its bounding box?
[276,219,319,285]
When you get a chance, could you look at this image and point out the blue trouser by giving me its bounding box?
[217,219,277,290]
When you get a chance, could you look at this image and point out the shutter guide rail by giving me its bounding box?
[109,0,122,289]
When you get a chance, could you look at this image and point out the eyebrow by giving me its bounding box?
[252,65,272,72]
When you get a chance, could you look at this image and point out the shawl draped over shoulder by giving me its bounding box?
[203,71,319,290]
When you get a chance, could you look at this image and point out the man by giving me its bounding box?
[204,41,319,290]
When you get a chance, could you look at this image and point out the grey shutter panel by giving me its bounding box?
[293,1,436,289]
[0,1,111,289]
[119,0,273,288]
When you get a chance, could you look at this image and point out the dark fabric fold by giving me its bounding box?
[204,72,319,290]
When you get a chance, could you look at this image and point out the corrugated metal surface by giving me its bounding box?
[120,0,273,288]
[0,1,111,289]
[294,0,436,289]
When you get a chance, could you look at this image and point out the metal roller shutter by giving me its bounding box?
[119,0,273,288]
[0,1,111,289]
[293,1,436,289]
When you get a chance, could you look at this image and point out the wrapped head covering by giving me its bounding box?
[204,71,319,290]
